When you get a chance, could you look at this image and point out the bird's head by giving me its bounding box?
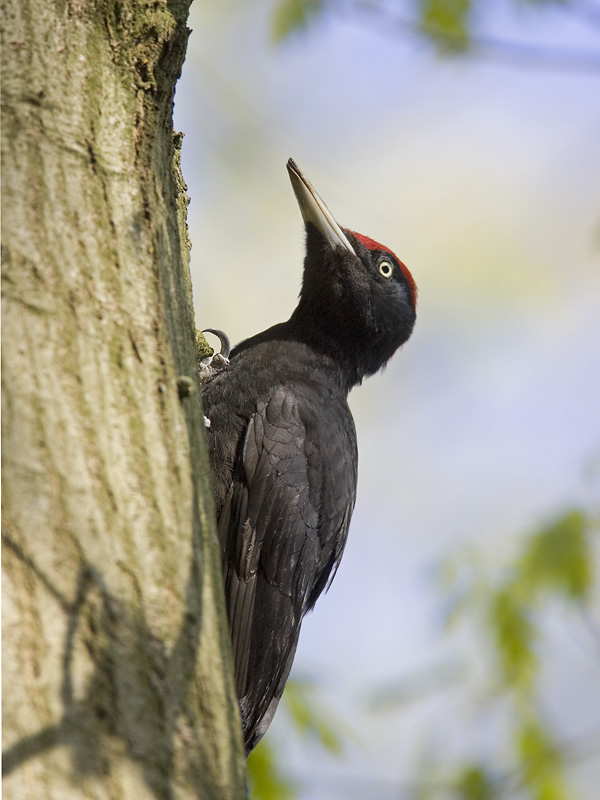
[287,158,417,384]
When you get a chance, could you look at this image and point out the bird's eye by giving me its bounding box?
[379,260,393,278]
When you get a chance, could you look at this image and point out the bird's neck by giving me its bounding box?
[231,317,372,395]
[286,306,383,392]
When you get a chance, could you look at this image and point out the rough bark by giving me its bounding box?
[1,1,246,797]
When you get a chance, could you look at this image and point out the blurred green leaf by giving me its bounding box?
[247,679,348,798]
[454,764,498,800]
[519,510,591,601]
[419,0,471,51]
[271,0,322,43]
[247,738,297,800]
[283,679,345,755]
[489,583,537,687]
[516,718,568,800]
[284,681,312,737]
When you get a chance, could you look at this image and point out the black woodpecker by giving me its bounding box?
[202,159,417,753]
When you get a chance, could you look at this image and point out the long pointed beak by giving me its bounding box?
[287,159,355,254]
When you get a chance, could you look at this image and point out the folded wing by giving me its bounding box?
[218,385,356,751]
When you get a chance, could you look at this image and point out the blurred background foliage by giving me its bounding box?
[248,506,599,798]
[272,0,600,63]
[175,0,600,797]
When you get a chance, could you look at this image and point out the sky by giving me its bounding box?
[174,1,600,796]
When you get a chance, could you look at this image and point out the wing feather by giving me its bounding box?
[218,384,357,750]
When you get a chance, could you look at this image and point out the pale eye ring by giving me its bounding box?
[379,260,393,278]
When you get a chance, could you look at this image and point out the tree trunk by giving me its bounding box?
[1,1,246,797]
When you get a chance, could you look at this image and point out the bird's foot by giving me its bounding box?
[196,328,231,382]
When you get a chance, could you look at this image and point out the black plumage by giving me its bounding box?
[202,159,417,753]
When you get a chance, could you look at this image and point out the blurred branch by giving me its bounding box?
[274,0,600,72]
[367,659,465,711]
[336,0,600,72]
[569,0,600,29]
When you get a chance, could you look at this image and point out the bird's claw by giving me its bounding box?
[197,328,231,382]
[202,328,231,360]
